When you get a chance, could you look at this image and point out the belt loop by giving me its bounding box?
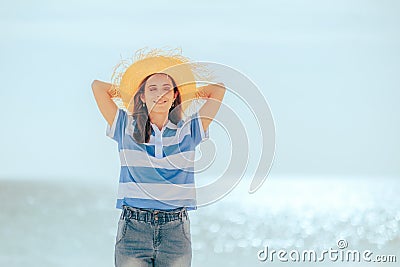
[179,209,184,220]
[122,206,127,220]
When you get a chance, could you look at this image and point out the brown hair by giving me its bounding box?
[131,73,182,143]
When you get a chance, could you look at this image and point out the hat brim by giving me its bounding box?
[119,56,199,114]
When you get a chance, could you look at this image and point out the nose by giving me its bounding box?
[157,91,168,99]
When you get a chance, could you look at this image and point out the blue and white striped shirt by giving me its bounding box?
[106,106,209,211]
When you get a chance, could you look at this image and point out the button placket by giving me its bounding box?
[151,124,165,158]
[155,132,162,158]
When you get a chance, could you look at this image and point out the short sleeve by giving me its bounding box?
[106,108,127,143]
[190,111,210,146]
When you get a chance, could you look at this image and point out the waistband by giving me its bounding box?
[120,205,189,224]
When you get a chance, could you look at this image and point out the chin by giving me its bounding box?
[149,106,170,113]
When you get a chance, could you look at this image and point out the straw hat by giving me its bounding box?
[110,47,212,114]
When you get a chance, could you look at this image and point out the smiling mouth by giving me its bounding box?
[154,100,167,104]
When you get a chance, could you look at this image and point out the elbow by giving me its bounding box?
[217,82,226,92]
[92,80,102,93]
[208,82,226,99]
[217,82,226,95]
[91,80,98,90]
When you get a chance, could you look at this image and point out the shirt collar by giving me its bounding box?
[150,120,178,132]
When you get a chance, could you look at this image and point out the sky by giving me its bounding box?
[0,0,399,182]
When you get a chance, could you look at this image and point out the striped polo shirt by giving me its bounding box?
[106,103,209,211]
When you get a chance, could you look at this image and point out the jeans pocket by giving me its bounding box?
[116,218,128,245]
[181,218,191,243]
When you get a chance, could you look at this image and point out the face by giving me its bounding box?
[140,73,177,114]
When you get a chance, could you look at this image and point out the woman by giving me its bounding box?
[91,48,226,267]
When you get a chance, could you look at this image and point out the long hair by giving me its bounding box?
[132,73,182,143]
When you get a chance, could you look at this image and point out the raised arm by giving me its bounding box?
[197,82,226,132]
[91,80,118,126]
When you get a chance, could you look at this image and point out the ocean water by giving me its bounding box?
[0,176,398,267]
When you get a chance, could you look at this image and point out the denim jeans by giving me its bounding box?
[114,205,192,267]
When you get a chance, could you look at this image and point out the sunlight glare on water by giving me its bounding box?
[0,176,398,267]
